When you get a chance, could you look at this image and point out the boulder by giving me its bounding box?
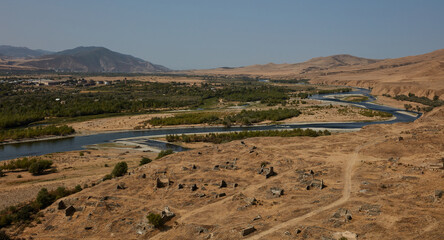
[161,206,175,220]
[270,187,284,197]
[155,178,164,188]
[435,190,443,199]
[65,206,76,217]
[241,225,256,236]
[58,200,66,210]
[116,182,126,190]
[219,180,227,188]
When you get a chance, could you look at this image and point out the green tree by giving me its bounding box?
[112,162,128,177]
[28,160,53,175]
[147,213,164,228]
[36,188,55,209]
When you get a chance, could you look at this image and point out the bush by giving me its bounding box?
[0,230,10,240]
[156,149,174,159]
[36,188,55,209]
[74,185,82,192]
[0,169,4,177]
[147,213,164,228]
[103,174,112,181]
[0,215,12,228]
[111,162,128,177]
[140,157,152,166]
[28,160,53,175]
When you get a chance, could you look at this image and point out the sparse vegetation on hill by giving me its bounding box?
[395,93,443,111]
[140,157,152,166]
[156,149,174,159]
[0,185,82,230]
[166,128,331,144]
[1,158,54,176]
[358,109,393,118]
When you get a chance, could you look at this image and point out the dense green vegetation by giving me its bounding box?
[156,149,174,159]
[0,81,292,131]
[343,95,369,102]
[148,108,301,127]
[166,128,331,144]
[269,79,310,84]
[223,108,301,126]
[317,88,352,95]
[359,109,393,118]
[0,125,74,142]
[149,112,222,126]
[0,186,82,229]
[395,93,443,111]
[1,158,54,176]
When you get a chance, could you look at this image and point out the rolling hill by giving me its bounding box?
[0,45,53,59]
[19,46,170,73]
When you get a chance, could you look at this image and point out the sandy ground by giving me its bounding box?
[6,106,443,240]
[0,149,156,210]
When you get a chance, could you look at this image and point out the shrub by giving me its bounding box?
[54,187,68,199]
[0,215,12,228]
[74,185,82,192]
[0,230,10,240]
[111,162,128,177]
[17,174,22,178]
[156,149,174,159]
[140,157,152,166]
[147,213,164,228]
[36,188,56,209]
[28,160,53,175]
[103,174,112,181]
[0,169,4,177]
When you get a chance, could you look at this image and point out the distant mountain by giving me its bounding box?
[190,54,380,76]
[0,45,53,58]
[19,46,170,73]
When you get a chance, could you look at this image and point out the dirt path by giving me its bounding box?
[246,142,369,240]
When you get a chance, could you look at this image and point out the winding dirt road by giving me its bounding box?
[246,142,369,240]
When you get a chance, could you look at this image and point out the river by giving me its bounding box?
[0,88,420,161]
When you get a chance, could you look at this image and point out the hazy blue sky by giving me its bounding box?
[1,0,443,69]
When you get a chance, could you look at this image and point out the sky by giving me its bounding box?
[1,0,443,70]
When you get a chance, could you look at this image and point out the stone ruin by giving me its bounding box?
[258,166,276,179]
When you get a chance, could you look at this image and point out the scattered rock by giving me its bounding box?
[359,204,381,216]
[331,208,352,223]
[216,193,226,198]
[178,184,184,189]
[270,187,284,197]
[197,193,206,198]
[138,174,146,179]
[295,228,302,234]
[182,167,189,171]
[244,197,257,206]
[219,180,227,188]
[85,226,93,230]
[435,190,443,199]
[116,182,126,190]
[58,200,66,210]
[192,164,197,170]
[233,183,238,188]
[161,206,175,221]
[196,226,208,234]
[241,225,256,236]
[213,165,220,171]
[253,215,261,221]
[191,184,198,191]
[65,206,76,217]
[284,231,291,236]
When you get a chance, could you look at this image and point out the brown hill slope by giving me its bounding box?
[17,111,444,239]
[190,49,444,99]
[191,54,379,76]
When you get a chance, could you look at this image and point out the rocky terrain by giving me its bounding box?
[13,106,444,239]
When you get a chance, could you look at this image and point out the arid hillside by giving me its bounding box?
[16,107,444,240]
[190,49,444,99]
